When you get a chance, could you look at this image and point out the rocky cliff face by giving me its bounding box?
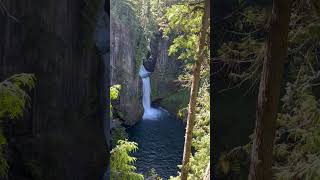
[0,0,107,179]
[150,36,185,114]
[110,16,143,125]
[110,21,185,122]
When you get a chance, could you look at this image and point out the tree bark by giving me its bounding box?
[249,1,291,180]
[180,0,210,179]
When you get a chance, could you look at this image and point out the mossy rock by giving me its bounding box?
[161,89,190,116]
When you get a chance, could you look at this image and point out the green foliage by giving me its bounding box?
[188,81,210,179]
[110,139,144,180]
[160,1,210,179]
[288,1,320,50]
[110,84,121,118]
[160,0,209,87]
[111,0,157,74]
[0,74,36,119]
[161,2,205,63]
[216,142,251,178]
[216,5,267,86]
[273,62,320,180]
[111,126,128,148]
[110,84,143,179]
[217,2,320,179]
[110,84,121,101]
[161,88,190,117]
[146,168,163,180]
[0,73,36,178]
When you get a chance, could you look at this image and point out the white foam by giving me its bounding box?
[139,65,161,120]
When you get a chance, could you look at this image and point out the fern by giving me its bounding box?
[0,74,36,119]
[110,139,144,180]
[0,73,36,178]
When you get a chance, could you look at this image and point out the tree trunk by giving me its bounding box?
[180,0,210,179]
[249,1,291,180]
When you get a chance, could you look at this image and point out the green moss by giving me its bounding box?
[134,29,149,75]
[151,80,159,99]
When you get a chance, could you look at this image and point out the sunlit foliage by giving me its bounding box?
[110,85,143,179]
[160,0,210,179]
[111,126,128,148]
[161,0,209,87]
[110,84,121,118]
[145,168,163,180]
[110,140,144,180]
[189,81,210,179]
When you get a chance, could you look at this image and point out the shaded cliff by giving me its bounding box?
[110,16,143,125]
[150,35,186,114]
[110,19,186,123]
[0,0,107,179]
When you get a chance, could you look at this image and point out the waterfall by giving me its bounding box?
[139,65,161,120]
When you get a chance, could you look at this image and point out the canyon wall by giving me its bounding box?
[110,16,143,125]
[110,22,184,124]
[150,36,185,114]
[0,0,107,179]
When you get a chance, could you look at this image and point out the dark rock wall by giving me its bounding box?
[150,36,184,113]
[0,0,107,179]
[110,16,143,125]
[110,20,183,123]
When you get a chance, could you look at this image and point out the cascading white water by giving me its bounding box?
[139,65,161,120]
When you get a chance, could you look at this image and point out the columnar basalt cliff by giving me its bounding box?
[110,16,143,125]
[0,0,107,179]
[110,24,184,124]
[150,35,184,114]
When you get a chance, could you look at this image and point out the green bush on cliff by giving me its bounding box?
[110,84,121,118]
[110,140,144,180]
[110,85,143,179]
[0,73,36,178]
[111,126,128,147]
